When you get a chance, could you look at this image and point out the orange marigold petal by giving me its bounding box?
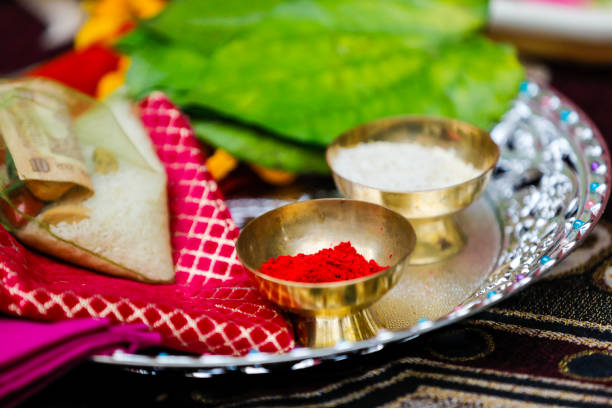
[207,150,239,181]
[250,164,296,186]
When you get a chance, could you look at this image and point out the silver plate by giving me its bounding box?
[92,82,611,375]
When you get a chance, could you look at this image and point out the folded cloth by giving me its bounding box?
[0,317,160,408]
[0,93,295,356]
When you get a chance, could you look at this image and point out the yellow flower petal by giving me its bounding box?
[96,72,126,100]
[92,0,132,18]
[250,164,296,186]
[207,149,239,181]
[75,16,127,49]
[76,0,167,49]
[127,0,167,19]
[117,55,131,71]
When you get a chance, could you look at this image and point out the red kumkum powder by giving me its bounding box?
[260,241,389,283]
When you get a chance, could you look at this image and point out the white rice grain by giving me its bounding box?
[332,142,480,192]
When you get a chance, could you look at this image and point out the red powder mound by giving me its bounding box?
[260,241,388,283]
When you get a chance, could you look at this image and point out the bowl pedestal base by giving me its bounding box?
[294,309,380,348]
[408,215,465,264]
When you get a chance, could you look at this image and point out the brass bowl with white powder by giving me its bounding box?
[326,116,499,264]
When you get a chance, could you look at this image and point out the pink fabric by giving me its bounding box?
[0,317,160,408]
[0,93,294,356]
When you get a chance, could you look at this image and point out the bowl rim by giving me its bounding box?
[325,114,501,194]
[236,198,416,289]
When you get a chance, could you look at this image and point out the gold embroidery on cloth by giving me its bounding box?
[381,386,561,408]
[468,320,612,349]
[592,260,612,293]
[488,308,612,333]
[426,328,495,362]
[400,357,612,391]
[559,350,612,382]
[375,370,611,405]
[190,356,612,408]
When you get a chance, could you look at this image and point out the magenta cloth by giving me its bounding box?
[0,93,295,356]
[0,317,160,408]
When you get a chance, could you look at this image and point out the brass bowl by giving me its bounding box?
[236,199,415,348]
[326,116,500,264]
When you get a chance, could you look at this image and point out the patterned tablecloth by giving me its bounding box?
[18,224,612,408]
[15,63,611,408]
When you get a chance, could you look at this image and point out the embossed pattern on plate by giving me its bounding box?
[92,82,611,375]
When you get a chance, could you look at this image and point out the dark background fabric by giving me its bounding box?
[2,1,611,406]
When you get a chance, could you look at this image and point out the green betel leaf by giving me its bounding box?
[145,0,489,54]
[119,0,524,171]
[429,38,524,130]
[183,29,429,145]
[192,120,329,174]
[117,29,209,101]
[143,0,287,54]
[184,29,522,146]
[265,0,489,40]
